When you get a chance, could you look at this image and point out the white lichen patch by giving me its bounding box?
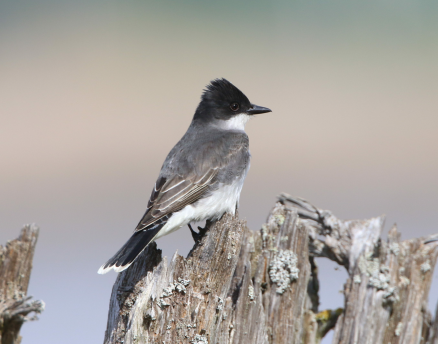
[399,276,410,287]
[395,322,403,336]
[389,242,400,256]
[368,263,390,290]
[216,297,224,312]
[158,278,191,308]
[144,306,157,321]
[358,256,397,302]
[382,286,397,301]
[353,275,361,284]
[381,265,390,273]
[248,285,255,301]
[158,298,170,308]
[175,278,191,294]
[269,249,299,294]
[190,334,208,344]
[162,283,176,297]
[357,254,371,276]
[420,260,431,273]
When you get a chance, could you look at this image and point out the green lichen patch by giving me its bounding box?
[273,214,285,226]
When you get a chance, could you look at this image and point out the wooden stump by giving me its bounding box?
[103,196,438,344]
[0,224,44,344]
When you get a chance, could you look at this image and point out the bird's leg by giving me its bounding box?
[197,219,213,237]
[188,223,202,243]
[188,220,213,243]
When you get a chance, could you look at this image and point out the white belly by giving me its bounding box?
[154,177,245,240]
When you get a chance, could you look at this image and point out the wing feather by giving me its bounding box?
[135,131,249,232]
[135,169,218,230]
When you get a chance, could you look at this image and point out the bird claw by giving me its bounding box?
[188,220,212,243]
[188,223,202,242]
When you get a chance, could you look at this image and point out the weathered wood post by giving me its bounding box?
[103,195,438,344]
[428,303,438,344]
[0,224,44,344]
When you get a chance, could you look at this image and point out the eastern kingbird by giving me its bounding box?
[98,78,271,274]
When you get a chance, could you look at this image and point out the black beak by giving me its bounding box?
[247,104,271,115]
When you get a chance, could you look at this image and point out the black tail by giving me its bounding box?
[97,224,164,274]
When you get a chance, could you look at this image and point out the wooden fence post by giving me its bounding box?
[0,224,44,344]
[103,196,438,344]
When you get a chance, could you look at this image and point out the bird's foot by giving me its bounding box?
[188,223,202,243]
[188,220,213,243]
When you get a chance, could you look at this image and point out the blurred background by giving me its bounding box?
[1,1,437,343]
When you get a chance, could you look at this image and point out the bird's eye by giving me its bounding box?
[230,102,240,112]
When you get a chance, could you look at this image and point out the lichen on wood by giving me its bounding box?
[281,193,438,344]
[428,302,438,344]
[0,224,44,344]
[103,195,438,344]
[104,203,312,344]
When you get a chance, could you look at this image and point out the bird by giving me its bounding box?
[98,78,271,274]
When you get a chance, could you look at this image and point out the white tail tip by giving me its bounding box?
[97,263,131,274]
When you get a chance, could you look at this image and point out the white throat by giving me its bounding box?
[217,113,251,131]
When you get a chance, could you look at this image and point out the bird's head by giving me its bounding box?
[193,78,271,130]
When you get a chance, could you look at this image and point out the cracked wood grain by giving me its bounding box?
[428,302,438,344]
[282,194,438,344]
[103,196,438,344]
[0,225,44,344]
[104,204,311,344]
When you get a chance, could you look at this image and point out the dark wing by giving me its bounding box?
[135,130,249,232]
[135,168,218,231]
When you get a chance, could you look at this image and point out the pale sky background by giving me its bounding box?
[1,1,437,343]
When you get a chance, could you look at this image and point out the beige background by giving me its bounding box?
[1,1,437,343]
